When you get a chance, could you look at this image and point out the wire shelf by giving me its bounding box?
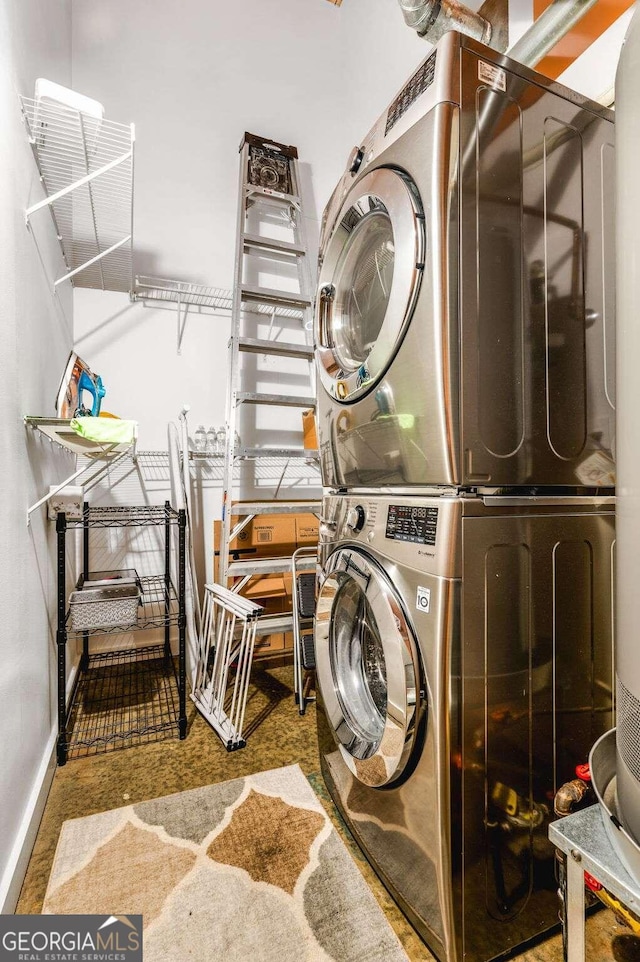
[66,575,179,637]
[65,504,180,528]
[20,95,134,292]
[133,276,232,313]
[64,644,181,759]
[133,276,306,320]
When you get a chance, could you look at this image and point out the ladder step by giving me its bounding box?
[231,501,321,516]
[241,284,312,310]
[237,337,313,360]
[254,613,295,636]
[229,556,316,577]
[236,392,316,408]
[243,233,305,257]
[237,447,319,460]
[246,184,301,206]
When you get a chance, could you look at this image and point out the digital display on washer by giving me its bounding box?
[385,504,438,545]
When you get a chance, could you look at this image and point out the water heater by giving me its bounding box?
[616,4,640,845]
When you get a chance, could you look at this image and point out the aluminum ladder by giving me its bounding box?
[220,132,319,641]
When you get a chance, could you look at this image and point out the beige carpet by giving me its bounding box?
[43,764,409,962]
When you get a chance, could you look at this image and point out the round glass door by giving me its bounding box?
[315,167,424,404]
[315,548,422,787]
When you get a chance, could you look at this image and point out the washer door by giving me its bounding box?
[315,167,424,403]
[315,547,422,787]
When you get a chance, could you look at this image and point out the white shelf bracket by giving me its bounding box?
[54,234,131,289]
[25,149,133,223]
[177,297,189,356]
[24,419,137,525]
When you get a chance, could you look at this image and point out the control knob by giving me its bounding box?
[346,504,366,533]
[347,145,365,175]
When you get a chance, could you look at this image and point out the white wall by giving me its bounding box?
[0,0,74,912]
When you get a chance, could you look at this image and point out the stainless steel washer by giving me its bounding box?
[316,492,615,962]
[315,32,615,490]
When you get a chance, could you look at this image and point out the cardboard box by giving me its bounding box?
[295,513,319,547]
[254,631,294,658]
[302,409,318,450]
[242,574,287,601]
[214,511,297,557]
[254,632,286,654]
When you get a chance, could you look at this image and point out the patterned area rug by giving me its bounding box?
[43,764,409,962]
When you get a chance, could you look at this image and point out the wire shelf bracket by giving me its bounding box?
[24,417,138,525]
[132,276,233,355]
[132,275,311,356]
[20,94,135,293]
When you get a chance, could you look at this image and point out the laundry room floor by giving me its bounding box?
[16,664,626,962]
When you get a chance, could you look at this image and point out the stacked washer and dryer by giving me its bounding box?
[312,32,616,962]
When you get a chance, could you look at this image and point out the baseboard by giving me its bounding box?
[0,661,78,914]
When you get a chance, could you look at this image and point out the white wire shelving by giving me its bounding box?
[20,96,134,292]
[132,276,232,354]
[24,417,138,525]
[132,275,308,354]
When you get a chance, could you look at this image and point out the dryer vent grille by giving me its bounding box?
[386,50,437,135]
[617,675,640,780]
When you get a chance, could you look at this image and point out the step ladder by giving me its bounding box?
[292,546,317,715]
[219,132,320,641]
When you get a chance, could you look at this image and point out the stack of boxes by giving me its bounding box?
[213,506,319,658]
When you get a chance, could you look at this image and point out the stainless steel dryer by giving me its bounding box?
[316,491,615,962]
[315,32,615,490]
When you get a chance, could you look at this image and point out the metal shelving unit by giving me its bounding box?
[20,95,134,292]
[56,502,187,764]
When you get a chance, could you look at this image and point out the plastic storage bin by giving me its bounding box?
[69,575,140,631]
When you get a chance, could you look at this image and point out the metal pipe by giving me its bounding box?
[507,0,599,68]
[397,0,492,45]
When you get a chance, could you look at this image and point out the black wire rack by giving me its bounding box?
[65,645,181,759]
[64,504,180,528]
[56,501,187,764]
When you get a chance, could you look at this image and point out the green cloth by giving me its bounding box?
[70,417,137,444]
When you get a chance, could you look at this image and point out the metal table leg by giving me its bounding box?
[566,850,586,962]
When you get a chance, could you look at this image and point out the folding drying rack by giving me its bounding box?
[191,583,263,751]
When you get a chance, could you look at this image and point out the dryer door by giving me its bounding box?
[315,167,424,403]
[315,546,422,787]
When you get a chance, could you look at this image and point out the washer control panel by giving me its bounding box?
[320,494,460,579]
[385,503,438,545]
